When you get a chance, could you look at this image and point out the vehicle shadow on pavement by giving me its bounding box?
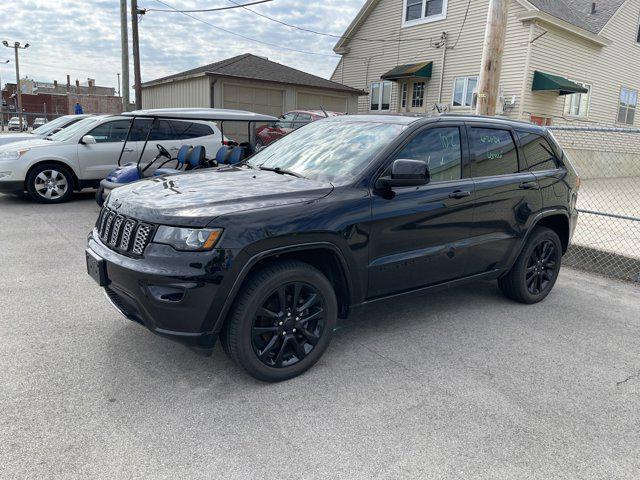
[101,280,509,390]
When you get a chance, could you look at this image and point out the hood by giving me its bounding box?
[0,138,52,152]
[106,165,333,227]
[0,133,42,147]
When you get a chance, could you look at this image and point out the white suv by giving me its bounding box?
[0,115,223,203]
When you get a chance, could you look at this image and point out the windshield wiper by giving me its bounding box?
[259,166,305,178]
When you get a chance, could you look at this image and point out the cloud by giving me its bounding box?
[0,0,366,100]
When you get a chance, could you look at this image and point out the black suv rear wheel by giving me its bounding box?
[221,260,337,382]
[498,226,562,304]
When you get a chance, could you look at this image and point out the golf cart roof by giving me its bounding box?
[122,108,278,122]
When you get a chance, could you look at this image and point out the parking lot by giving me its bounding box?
[1,192,639,479]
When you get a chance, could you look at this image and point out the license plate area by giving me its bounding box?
[86,249,109,287]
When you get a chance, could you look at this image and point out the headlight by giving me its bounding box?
[153,226,223,251]
[0,148,29,161]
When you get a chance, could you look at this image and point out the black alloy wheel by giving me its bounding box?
[252,282,325,368]
[525,240,557,295]
[221,260,337,382]
[498,226,562,304]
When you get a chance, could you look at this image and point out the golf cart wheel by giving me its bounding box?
[221,260,337,382]
[26,163,74,204]
[498,227,562,304]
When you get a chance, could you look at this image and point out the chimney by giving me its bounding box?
[75,79,80,94]
[53,80,58,90]
[88,78,95,95]
[591,2,596,14]
[66,75,71,92]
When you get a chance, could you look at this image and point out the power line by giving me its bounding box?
[152,0,341,57]
[226,0,437,45]
[450,0,471,49]
[146,0,272,13]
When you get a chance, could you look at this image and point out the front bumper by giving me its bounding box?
[87,231,244,352]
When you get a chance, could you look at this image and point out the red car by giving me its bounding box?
[255,110,344,150]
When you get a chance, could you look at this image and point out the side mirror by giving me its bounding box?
[80,135,97,145]
[376,159,430,189]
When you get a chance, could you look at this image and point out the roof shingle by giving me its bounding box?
[141,53,365,95]
[528,0,626,33]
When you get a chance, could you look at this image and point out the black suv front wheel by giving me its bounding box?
[498,226,562,304]
[221,260,337,382]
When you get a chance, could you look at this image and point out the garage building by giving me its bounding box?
[140,54,365,117]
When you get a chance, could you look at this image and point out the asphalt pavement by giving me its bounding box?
[1,192,639,479]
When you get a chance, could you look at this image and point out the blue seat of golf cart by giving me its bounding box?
[154,145,206,176]
[215,145,233,164]
[154,145,192,176]
[227,144,250,164]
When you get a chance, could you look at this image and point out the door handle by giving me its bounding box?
[448,190,471,199]
[519,181,539,190]
[123,148,134,153]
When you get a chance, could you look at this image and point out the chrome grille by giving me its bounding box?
[95,207,155,257]
[120,219,136,251]
[109,215,124,246]
[132,224,152,256]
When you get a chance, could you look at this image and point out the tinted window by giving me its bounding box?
[517,131,558,171]
[296,113,313,125]
[170,120,213,139]
[469,127,519,177]
[392,127,462,182]
[88,120,131,143]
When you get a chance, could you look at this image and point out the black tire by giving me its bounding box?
[95,185,105,207]
[26,163,74,204]
[498,226,562,304]
[221,260,337,382]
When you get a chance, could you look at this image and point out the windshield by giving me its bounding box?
[49,117,101,142]
[32,116,73,135]
[247,120,406,183]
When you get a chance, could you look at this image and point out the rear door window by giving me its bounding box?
[516,131,558,171]
[391,126,462,182]
[468,127,519,177]
[170,120,214,139]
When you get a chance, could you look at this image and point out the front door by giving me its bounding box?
[368,124,475,298]
[464,124,543,276]
[77,119,137,180]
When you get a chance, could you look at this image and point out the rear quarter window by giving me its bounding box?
[516,131,558,171]
[170,121,214,139]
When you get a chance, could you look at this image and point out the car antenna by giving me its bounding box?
[320,105,328,118]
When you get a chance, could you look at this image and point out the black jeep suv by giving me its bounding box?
[86,115,579,382]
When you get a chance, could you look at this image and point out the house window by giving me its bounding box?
[401,82,408,109]
[403,0,447,26]
[412,82,425,108]
[370,81,392,111]
[563,82,590,117]
[452,76,477,108]
[618,87,637,125]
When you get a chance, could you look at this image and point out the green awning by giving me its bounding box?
[531,71,589,96]
[381,61,433,81]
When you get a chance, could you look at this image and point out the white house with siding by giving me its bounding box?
[331,0,640,126]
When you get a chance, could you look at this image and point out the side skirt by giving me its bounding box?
[353,269,504,309]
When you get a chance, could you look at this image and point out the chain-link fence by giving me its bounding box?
[549,126,640,282]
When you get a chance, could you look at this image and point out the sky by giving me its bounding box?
[0,0,366,99]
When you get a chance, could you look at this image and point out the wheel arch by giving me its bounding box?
[214,242,353,334]
[25,160,80,191]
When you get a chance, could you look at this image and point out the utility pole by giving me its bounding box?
[0,59,9,131]
[2,41,30,130]
[120,0,130,111]
[476,0,510,116]
[131,0,143,110]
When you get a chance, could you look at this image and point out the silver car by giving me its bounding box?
[0,115,223,203]
[0,114,91,147]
